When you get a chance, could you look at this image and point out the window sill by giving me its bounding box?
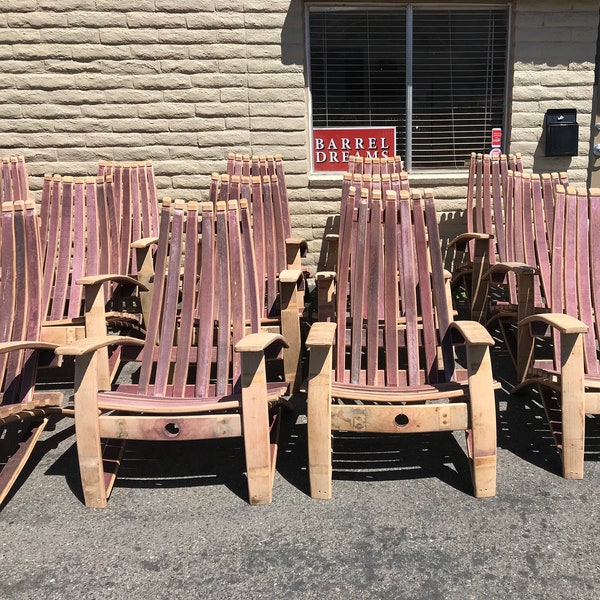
[308,171,469,188]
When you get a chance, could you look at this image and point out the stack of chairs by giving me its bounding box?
[322,157,409,278]
[37,173,150,376]
[450,153,570,369]
[450,152,525,321]
[39,161,160,342]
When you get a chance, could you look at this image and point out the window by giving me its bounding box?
[308,5,509,172]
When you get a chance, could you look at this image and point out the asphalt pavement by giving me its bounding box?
[1,334,599,600]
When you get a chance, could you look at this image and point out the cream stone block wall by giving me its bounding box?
[511,0,599,187]
[0,0,597,270]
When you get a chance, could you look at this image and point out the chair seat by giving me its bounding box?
[0,392,63,422]
[531,360,600,391]
[98,382,289,414]
[331,380,468,403]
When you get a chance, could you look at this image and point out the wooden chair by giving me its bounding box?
[307,187,498,499]
[0,201,63,505]
[514,186,600,479]
[55,199,294,507]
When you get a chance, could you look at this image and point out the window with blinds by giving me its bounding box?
[308,6,509,172]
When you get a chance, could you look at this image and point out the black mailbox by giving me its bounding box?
[545,108,578,156]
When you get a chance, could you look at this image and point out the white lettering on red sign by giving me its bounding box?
[312,128,396,171]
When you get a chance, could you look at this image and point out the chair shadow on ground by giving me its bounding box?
[45,434,254,506]
[9,313,600,509]
[0,415,75,511]
[277,394,477,499]
[483,319,600,477]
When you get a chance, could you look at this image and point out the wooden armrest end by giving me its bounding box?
[520,313,588,335]
[0,340,59,354]
[448,232,492,249]
[315,271,336,282]
[307,322,337,347]
[450,321,495,346]
[279,269,304,284]
[56,336,145,356]
[76,274,149,292]
[235,333,289,353]
[131,236,159,249]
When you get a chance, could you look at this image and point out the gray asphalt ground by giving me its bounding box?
[2,327,600,600]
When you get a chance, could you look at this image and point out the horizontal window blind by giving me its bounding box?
[310,9,407,161]
[308,6,508,171]
[412,9,508,169]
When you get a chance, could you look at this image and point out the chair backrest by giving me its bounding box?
[464,153,526,263]
[226,153,293,236]
[544,186,600,376]
[334,186,454,387]
[136,198,261,398]
[98,160,160,275]
[41,176,111,322]
[0,156,28,203]
[210,169,289,318]
[0,201,43,404]
[347,155,404,175]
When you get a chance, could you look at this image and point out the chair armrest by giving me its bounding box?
[315,272,337,322]
[56,335,145,357]
[520,313,588,336]
[285,238,308,270]
[235,333,288,353]
[0,341,59,354]
[315,271,336,282]
[450,320,494,346]
[131,236,159,249]
[279,269,304,284]
[307,322,337,348]
[76,274,149,292]
[448,232,492,251]
[286,237,308,254]
[484,261,537,283]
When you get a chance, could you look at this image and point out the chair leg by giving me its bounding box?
[465,343,497,498]
[0,418,48,505]
[307,344,333,499]
[74,352,108,508]
[559,333,585,479]
[240,352,274,505]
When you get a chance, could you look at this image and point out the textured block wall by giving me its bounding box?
[0,0,316,255]
[512,0,599,186]
[0,1,598,270]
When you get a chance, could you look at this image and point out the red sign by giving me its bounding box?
[312,127,396,172]
[491,127,502,148]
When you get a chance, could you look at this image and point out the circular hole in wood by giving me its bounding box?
[394,413,409,427]
[164,422,181,437]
